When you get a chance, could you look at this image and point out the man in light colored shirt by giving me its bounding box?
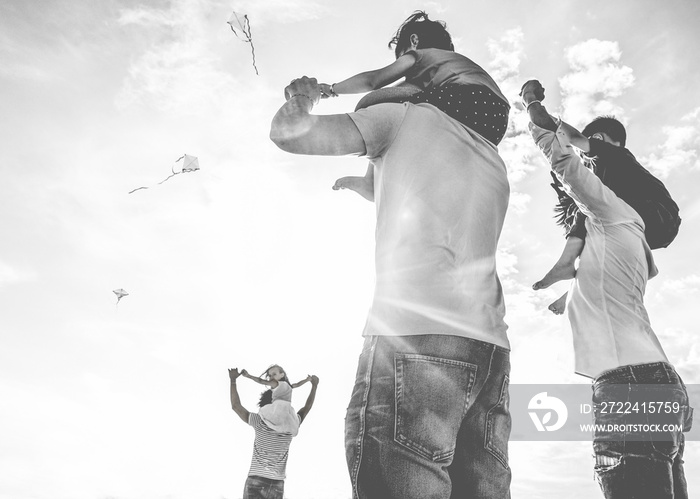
[271,76,511,498]
[228,368,319,499]
[522,79,692,499]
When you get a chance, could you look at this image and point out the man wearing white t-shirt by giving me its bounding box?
[271,77,512,499]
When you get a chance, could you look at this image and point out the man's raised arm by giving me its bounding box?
[297,375,319,424]
[270,76,366,157]
[228,368,250,423]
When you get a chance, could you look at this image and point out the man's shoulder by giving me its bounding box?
[351,101,409,121]
[347,103,411,159]
[248,412,263,427]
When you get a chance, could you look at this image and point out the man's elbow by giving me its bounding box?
[269,116,312,154]
[269,128,297,153]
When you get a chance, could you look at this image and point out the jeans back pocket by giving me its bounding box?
[394,353,477,462]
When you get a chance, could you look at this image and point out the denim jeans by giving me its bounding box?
[243,475,284,499]
[345,335,511,499]
[592,362,693,499]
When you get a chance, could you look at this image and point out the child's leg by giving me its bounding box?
[333,162,375,202]
[548,292,568,315]
[533,236,584,290]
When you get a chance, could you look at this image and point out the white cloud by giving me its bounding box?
[501,122,541,184]
[0,62,56,82]
[0,29,61,83]
[642,107,700,178]
[224,0,329,25]
[486,27,542,198]
[115,0,241,113]
[559,39,635,128]
[655,327,700,383]
[497,246,577,384]
[508,191,532,215]
[487,27,525,92]
[0,261,35,287]
[497,247,519,278]
[423,2,449,15]
[116,6,179,27]
[116,42,237,113]
[658,274,700,296]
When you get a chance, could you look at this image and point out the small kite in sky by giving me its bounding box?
[128,154,200,194]
[113,288,129,305]
[227,10,259,75]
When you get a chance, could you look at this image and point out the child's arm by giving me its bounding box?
[558,121,590,152]
[241,369,278,388]
[320,53,417,97]
[291,375,312,388]
[520,80,591,151]
[520,80,558,132]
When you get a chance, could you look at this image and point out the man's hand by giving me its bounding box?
[284,76,322,104]
[520,80,546,106]
[310,375,319,387]
[271,76,365,156]
[229,368,242,382]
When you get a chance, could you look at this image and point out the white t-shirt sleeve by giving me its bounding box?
[347,103,409,160]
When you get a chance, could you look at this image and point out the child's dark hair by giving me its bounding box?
[258,389,273,407]
[388,11,454,58]
[582,116,627,147]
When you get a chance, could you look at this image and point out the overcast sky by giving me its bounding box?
[1,1,699,498]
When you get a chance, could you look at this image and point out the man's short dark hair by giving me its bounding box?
[582,116,627,147]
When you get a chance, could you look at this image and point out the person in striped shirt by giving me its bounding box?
[229,368,320,499]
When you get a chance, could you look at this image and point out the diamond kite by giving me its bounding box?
[113,289,129,304]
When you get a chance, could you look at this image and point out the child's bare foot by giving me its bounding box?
[332,176,374,202]
[548,292,568,315]
[533,263,576,290]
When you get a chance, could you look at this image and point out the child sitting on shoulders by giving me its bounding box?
[319,11,510,201]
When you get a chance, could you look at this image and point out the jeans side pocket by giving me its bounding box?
[683,405,693,432]
[394,353,477,462]
[485,374,511,469]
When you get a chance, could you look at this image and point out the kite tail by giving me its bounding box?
[173,154,186,174]
[243,15,259,75]
[157,172,180,185]
[129,154,187,193]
